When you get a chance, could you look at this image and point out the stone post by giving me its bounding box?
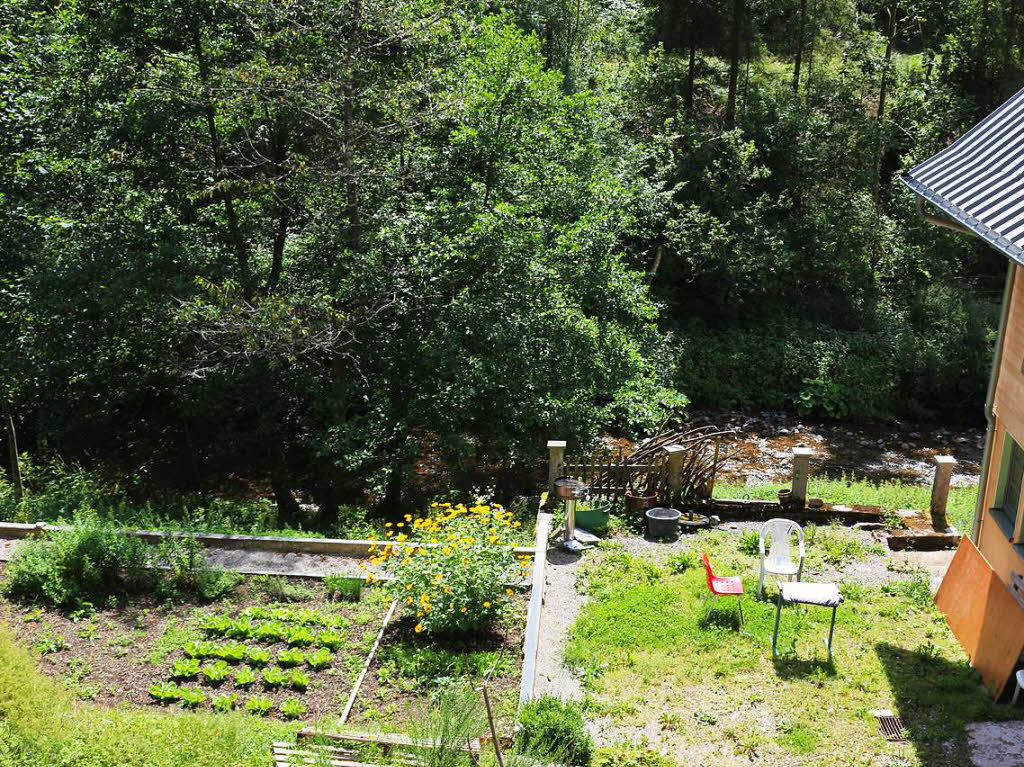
[930,455,958,531]
[791,447,814,508]
[547,440,566,506]
[663,444,686,506]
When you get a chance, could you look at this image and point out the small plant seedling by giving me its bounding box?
[286,626,315,647]
[148,681,182,703]
[200,660,230,684]
[667,551,699,574]
[23,609,45,623]
[255,621,288,643]
[234,665,258,687]
[280,698,308,720]
[289,669,311,691]
[316,630,345,650]
[324,574,362,602]
[306,648,334,670]
[35,634,69,655]
[262,667,290,688]
[212,692,239,712]
[171,658,201,680]
[277,649,305,667]
[244,647,271,667]
[245,695,273,716]
[178,687,207,709]
[226,619,254,640]
[215,642,246,663]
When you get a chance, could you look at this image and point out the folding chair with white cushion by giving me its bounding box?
[758,518,805,598]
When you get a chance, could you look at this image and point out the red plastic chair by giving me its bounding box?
[701,552,744,625]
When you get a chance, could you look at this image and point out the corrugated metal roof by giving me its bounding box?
[902,86,1024,263]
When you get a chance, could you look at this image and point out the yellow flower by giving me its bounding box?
[406,596,413,604]
[424,604,432,613]
[483,601,491,608]
[460,607,467,613]
[506,589,514,596]
[415,624,424,633]
[406,584,413,590]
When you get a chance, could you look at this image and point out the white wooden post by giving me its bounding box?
[930,455,958,531]
[547,440,566,506]
[791,447,814,508]
[664,444,685,506]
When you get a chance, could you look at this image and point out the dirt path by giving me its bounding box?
[533,545,585,701]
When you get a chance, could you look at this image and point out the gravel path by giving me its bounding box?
[533,544,586,701]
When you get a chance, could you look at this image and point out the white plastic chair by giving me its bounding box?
[758,518,805,598]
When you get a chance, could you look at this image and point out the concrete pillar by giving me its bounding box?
[663,444,686,506]
[547,440,566,506]
[930,455,958,531]
[791,447,814,508]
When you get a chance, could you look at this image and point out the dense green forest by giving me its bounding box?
[1,0,1022,514]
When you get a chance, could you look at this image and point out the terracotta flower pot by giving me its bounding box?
[625,489,658,515]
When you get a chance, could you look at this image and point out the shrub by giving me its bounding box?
[280,698,307,720]
[738,530,760,556]
[369,504,524,635]
[1,515,151,607]
[153,535,240,603]
[517,696,592,766]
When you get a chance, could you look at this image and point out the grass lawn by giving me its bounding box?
[714,477,979,533]
[565,531,1013,767]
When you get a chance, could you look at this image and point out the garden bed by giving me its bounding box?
[348,595,528,732]
[0,575,389,721]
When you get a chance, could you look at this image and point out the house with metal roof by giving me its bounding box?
[903,85,1024,699]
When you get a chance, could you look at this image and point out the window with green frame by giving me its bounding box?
[997,435,1024,536]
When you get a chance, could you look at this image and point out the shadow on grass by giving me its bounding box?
[701,604,744,631]
[772,654,836,680]
[875,641,1008,766]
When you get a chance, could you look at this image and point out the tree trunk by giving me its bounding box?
[2,397,23,502]
[343,0,362,251]
[646,243,664,284]
[726,0,744,125]
[270,444,301,525]
[192,28,253,298]
[267,109,289,293]
[792,0,807,92]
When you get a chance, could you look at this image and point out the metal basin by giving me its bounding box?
[553,476,588,500]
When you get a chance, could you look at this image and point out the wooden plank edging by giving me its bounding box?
[518,509,552,709]
[339,599,399,724]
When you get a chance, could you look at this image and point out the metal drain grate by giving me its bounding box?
[874,711,908,741]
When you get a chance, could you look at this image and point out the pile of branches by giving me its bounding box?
[631,425,740,507]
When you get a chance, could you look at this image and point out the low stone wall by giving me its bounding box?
[709,498,886,524]
[0,522,535,559]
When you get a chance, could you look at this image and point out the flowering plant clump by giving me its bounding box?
[364,503,529,635]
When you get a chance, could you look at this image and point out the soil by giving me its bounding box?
[348,596,528,733]
[0,577,388,721]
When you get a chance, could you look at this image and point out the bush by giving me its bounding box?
[517,696,592,766]
[1,515,151,607]
[153,535,240,603]
[369,503,525,635]
[666,551,698,574]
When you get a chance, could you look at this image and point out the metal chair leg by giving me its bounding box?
[702,594,718,624]
[825,605,837,661]
[736,596,743,626]
[772,590,783,659]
